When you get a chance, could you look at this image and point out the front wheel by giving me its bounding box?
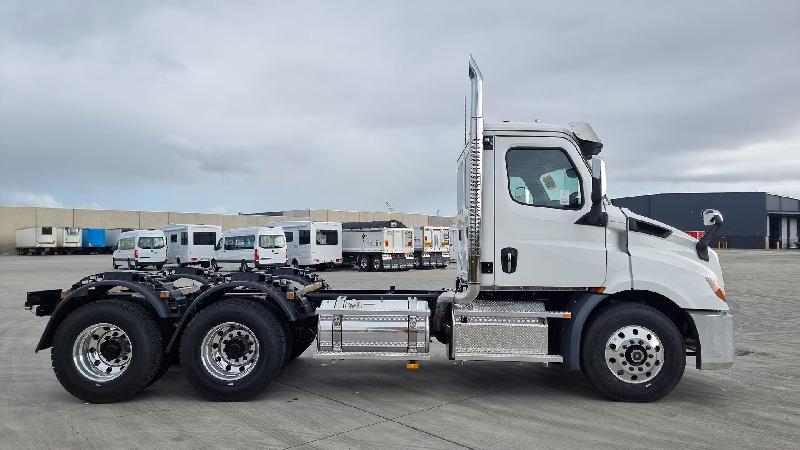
[179,298,288,401]
[211,259,219,272]
[51,300,163,403]
[581,303,685,402]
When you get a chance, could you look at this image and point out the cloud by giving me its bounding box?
[1,1,799,214]
[0,191,64,208]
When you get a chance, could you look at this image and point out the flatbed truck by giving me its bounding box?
[24,58,733,404]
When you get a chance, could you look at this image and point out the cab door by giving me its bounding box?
[493,134,606,288]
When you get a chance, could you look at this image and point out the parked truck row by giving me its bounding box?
[23,58,734,405]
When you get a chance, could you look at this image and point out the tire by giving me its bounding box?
[51,300,163,403]
[127,259,134,270]
[581,303,685,402]
[156,264,164,271]
[179,298,288,401]
[289,318,317,361]
[291,260,299,269]
[211,259,219,272]
[112,261,119,269]
[358,255,370,272]
[371,256,382,271]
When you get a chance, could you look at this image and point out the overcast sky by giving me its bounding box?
[1,1,799,215]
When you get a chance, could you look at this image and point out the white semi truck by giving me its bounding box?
[412,225,451,268]
[342,220,415,271]
[24,58,733,405]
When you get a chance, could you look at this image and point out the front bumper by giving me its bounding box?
[689,310,734,370]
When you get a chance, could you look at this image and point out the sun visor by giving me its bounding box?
[568,122,603,158]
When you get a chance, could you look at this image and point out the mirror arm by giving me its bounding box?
[575,177,608,227]
[696,215,724,261]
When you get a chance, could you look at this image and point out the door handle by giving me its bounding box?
[500,247,518,273]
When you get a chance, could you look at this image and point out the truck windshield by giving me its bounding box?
[316,230,338,245]
[260,234,286,249]
[193,232,217,246]
[138,237,165,249]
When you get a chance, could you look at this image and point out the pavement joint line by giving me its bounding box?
[276,380,474,449]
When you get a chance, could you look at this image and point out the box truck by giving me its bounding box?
[272,221,343,269]
[162,224,221,268]
[412,225,451,268]
[15,227,57,255]
[24,57,733,406]
[342,220,414,271]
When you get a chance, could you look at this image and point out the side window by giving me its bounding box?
[224,236,235,251]
[181,232,188,245]
[170,234,178,243]
[506,148,582,209]
[284,232,294,243]
[299,230,310,245]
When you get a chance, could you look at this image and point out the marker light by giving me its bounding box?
[705,276,727,302]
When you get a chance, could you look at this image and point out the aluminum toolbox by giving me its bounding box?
[452,301,562,362]
[315,297,430,360]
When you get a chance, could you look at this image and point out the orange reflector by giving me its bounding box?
[589,287,606,294]
[60,290,69,300]
[406,360,419,370]
[384,240,389,247]
[160,290,170,299]
[562,312,572,318]
[286,291,296,300]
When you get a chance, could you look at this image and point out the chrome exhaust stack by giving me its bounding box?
[439,55,483,306]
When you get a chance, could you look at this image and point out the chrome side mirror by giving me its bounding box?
[590,156,607,203]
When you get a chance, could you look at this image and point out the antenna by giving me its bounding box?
[385,201,396,212]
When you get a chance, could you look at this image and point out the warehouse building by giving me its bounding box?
[0,206,455,254]
[613,192,800,249]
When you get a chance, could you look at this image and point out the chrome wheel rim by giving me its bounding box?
[72,323,132,383]
[200,322,260,381]
[605,325,664,384]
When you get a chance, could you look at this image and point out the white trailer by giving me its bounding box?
[55,227,82,253]
[412,226,451,268]
[342,220,414,271]
[271,221,342,269]
[162,224,221,268]
[15,227,57,255]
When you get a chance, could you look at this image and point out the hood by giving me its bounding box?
[621,208,724,288]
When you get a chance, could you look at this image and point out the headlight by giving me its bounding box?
[705,276,727,302]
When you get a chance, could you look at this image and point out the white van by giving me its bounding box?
[162,224,221,268]
[212,227,287,271]
[272,221,343,269]
[112,230,167,270]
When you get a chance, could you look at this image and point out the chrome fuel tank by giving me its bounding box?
[315,297,430,360]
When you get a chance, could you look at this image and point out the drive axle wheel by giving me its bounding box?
[180,298,287,401]
[51,300,163,403]
[581,303,684,402]
[358,255,370,272]
[371,256,382,271]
